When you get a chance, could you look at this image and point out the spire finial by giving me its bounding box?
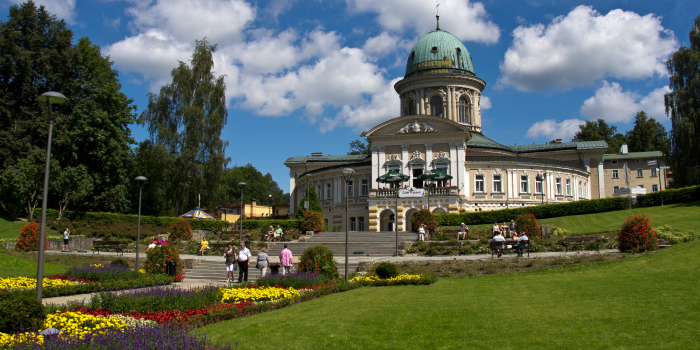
[436,0,440,30]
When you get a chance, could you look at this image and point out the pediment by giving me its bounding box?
[365,115,470,138]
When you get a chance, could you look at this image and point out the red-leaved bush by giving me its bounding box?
[300,210,324,233]
[168,218,192,242]
[68,302,253,324]
[15,222,48,252]
[515,214,541,238]
[145,243,184,282]
[617,215,659,253]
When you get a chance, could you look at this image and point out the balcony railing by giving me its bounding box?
[371,187,458,198]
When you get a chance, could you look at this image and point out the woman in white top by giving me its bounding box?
[418,224,426,241]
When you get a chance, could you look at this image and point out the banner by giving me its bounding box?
[398,187,425,198]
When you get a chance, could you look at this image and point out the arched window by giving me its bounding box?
[429,95,443,118]
[458,97,469,123]
[407,99,416,115]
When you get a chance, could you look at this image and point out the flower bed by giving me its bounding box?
[255,272,333,289]
[68,302,253,325]
[220,285,300,303]
[0,277,74,290]
[89,286,221,314]
[351,273,438,286]
[63,264,142,282]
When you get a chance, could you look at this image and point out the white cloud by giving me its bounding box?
[265,0,297,20]
[579,81,669,123]
[321,78,402,133]
[9,0,77,24]
[499,5,678,92]
[480,96,492,110]
[362,32,411,59]
[346,0,500,43]
[526,119,585,141]
[126,0,255,45]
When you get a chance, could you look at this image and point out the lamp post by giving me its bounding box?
[340,168,355,282]
[268,194,272,217]
[134,176,147,271]
[238,182,246,244]
[35,91,68,303]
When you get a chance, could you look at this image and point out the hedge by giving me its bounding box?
[636,185,700,207]
[436,196,629,226]
[46,209,229,232]
[241,219,301,231]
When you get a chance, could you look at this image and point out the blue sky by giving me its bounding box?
[3,0,697,193]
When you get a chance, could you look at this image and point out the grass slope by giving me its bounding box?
[0,247,69,278]
[0,216,26,240]
[201,241,700,349]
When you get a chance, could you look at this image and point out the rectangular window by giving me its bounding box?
[566,179,571,196]
[651,168,658,177]
[520,175,528,193]
[436,167,449,187]
[612,160,618,165]
[235,208,241,214]
[358,217,365,232]
[493,175,502,193]
[412,168,423,188]
[556,178,562,195]
[612,170,619,179]
[350,217,356,231]
[475,175,484,192]
[347,180,354,197]
[360,179,369,196]
[637,159,642,163]
[637,169,643,177]
[535,177,543,194]
[613,185,620,191]
[325,183,331,200]
[652,184,658,192]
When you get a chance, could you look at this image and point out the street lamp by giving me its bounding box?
[134,176,148,271]
[35,91,68,303]
[340,168,355,282]
[268,194,272,217]
[238,182,246,244]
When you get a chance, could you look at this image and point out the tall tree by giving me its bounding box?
[141,39,229,216]
[0,2,137,217]
[295,184,322,220]
[572,119,628,154]
[625,111,670,154]
[347,131,371,155]
[665,15,700,187]
[221,164,287,206]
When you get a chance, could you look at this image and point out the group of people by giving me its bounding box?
[417,224,435,241]
[147,236,169,251]
[266,225,285,242]
[491,220,529,258]
[222,243,294,283]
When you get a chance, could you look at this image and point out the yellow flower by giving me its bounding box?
[43,311,128,339]
[352,273,423,284]
[0,277,73,289]
[220,286,300,303]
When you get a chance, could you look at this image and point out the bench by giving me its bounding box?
[490,240,530,258]
[657,239,672,249]
[208,243,231,255]
[92,241,126,256]
[562,236,599,252]
[442,229,469,241]
[428,241,462,256]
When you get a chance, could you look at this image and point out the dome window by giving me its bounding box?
[458,97,470,123]
[430,95,443,118]
[431,46,438,53]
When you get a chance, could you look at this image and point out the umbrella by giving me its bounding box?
[180,207,216,220]
[376,170,410,185]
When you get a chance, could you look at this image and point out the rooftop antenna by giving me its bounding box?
[435,0,440,30]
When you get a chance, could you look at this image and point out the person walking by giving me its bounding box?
[223,244,236,283]
[62,227,70,251]
[279,244,293,275]
[418,224,426,241]
[237,242,251,283]
[257,247,270,276]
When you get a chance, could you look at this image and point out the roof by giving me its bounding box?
[299,161,373,177]
[603,151,663,160]
[466,133,513,153]
[284,154,369,164]
[405,29,475,78]
[466,156,588,172]
[510,140,608,153]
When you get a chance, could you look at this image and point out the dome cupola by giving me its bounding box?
[405,29,474,78]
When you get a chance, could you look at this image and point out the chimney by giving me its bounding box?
[311,152,323,157]
[620,144,628,154]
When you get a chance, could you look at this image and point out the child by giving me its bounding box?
[62,227,70,251]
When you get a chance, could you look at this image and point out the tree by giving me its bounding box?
[51,164,93,220]
[665,15,700,187]
[347,131,371,155]
[572,119,628,154]
[220,164,287,206]
[141,39,229,216]
[131,140,173,217]
[625,111,670,155]
[295,184,322,220]
[0,149,49,220]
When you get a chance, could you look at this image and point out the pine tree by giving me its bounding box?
[295,184,323,220]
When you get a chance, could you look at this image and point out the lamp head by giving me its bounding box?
[238,182,247,188]
[37,91,68,105]
[134,176,148,181]
[340,168,355,181]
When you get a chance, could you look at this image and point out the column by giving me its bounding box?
[418,88,424,114]
[289,172,296,215]
[573,175,579,200]
[597,158,604,198]
[449,142,458,187]
[456,143,466,196]
[547,171,554,200]
[451,87,457,122]
[464,169,470,197]
[401,145,409,173]
[371,147,379,189]
[334,176,340,204]
[424,143,433,169]
[445,87,451,120]
[378,146,386,181]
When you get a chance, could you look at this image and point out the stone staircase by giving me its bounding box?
[182,231,417,282]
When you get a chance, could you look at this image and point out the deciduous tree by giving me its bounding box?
[572,119,628,154]
[625,111,670,155]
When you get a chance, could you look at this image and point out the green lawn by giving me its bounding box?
[0,247,69,278]
[0,216,26,240]
[539,200,700,235]
[200,240,700,349]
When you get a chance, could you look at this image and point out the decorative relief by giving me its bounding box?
[401,144,410,151]
[424,143,433,151]
[434,151,448,160]
[397,120,437,134]
[410,151,422,161]
[387,154,400,161]
[449,142,465,150]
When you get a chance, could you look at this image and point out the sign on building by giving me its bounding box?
[614,187,630,196]
[647,159,657,166]
[398,187,425,198]
[631,186,647,195]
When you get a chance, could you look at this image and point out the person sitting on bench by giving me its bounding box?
[492,231,506,257]
[515,232,529,257]
[458,223,469,240]
[199,237,209,256]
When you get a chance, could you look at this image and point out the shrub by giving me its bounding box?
[551,226,569,236]
[64,264,141,282]
[90,286,220,313]
[241,219,301,231]
[655,225,695,244]
[110,258,129,267]
[0,291,45,333]
[15,222,48,252]
[298,246,339,279]
[617,215,659,253]
[145,244,184,282]
[411,209,437,231]
[255,272,332,289]
[300,210,324,233]
[168,218,193,242]
[374,262,399,279]
[636,185,700,207]
[515,214,540,238]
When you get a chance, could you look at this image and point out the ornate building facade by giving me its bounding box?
[285,22,608,232]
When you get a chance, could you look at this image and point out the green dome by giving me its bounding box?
[405,29,474,78]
